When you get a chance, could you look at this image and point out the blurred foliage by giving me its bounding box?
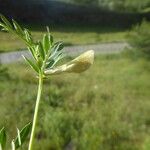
[0,54,150,150]
[72,0,150,12]
[1,0,150,12]
[0,64,9,80]
[128,20,150,59]
[73,0,98,6]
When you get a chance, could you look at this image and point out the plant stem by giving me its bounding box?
[28,74,43,150]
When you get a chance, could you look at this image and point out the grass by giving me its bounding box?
[0,53,150,150]
[0,25,128,52]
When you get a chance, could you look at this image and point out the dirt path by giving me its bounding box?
[0,42,129,64]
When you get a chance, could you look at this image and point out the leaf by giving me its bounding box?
[14,122,31,149]
[49,42,64,60]
[51,42,64,53]
[0,22,6,29]
[16,128,21,147]
[28,47,36,60]
[46,26,53,46]
[24,29,33,43]
[0,127,6,149]
[0,23,8,32]
[46,53,64,68]
[38,42,45,60]
[42,34,50,53]
[0,14,13,30]
[46,42,64,69]
[48,34,53,47]
[12,19,23,35]
[23,56,39,73]
[46,59,55,69]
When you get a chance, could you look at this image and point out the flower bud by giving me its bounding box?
[44,50,94,75]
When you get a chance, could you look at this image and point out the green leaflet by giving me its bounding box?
[12,19,23,35]
[38,42,45,60]
[0,127,6,149]
[0,14,13,30]
[45,42,64,68]
[24,29,33,44]
[23,56,39,73]
[14,122,31,149]
[52,42,64,52]
[43,34,50,53]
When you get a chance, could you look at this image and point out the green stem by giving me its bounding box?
[28,74,43,150]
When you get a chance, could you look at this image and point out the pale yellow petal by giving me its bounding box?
[44,50,94,75]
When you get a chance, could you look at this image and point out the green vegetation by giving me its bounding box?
[0,64,9,80]
[72,0,150,12]
[0,26,127,53]
[128,20,150,59]
[0,54,150,150]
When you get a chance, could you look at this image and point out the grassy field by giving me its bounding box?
[0,26,127,52]
[0,53,150,150]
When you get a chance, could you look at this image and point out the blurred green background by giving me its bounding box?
[0,0,150,150]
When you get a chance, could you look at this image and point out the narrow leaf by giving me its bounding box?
[16,128,21,147]
[48,34,53,47]
[46,26,53,46]
[15,122,31,149]
[46,59,55,68]
[24,29,33,43]
[28,47,36,60]
[43,34,50,53]
[2,28,9,32]
[52,42,64,53]
[12,19,23,35]
[38,42,45,60]
[0,23,6,28]
[0,127,6,149]
[51,53,64,67]
[23,56,39,73]
[0,14,13,29]
[46,53,64,68]
[0,23,8,31]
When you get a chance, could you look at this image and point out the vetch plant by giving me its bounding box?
[0,15,94,150]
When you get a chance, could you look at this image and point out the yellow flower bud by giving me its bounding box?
[44,50,94,75]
